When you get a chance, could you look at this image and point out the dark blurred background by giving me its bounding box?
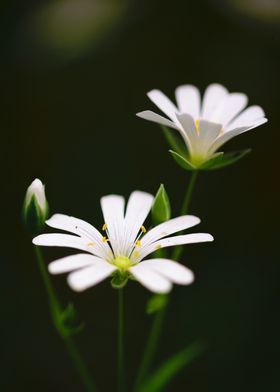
[1,0,280,390]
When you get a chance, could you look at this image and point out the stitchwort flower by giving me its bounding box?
[33,191,213,293]
[137,83,267,169]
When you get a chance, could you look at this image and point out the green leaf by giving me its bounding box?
[201,149,251,170]
[61,303,77,324]
[137,341,204,392]
[169,150,196,171]
[146,294,169,315]
[57,303,84,337]
[152,184,171,226]
[161,126,187,156]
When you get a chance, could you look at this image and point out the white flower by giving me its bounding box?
[137,83,267,167]
[32,191,213,293]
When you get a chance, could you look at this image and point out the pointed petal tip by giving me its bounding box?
[136,110,150,118]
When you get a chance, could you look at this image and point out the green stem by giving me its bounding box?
[134,171,199,391]
[118,288,125,392]
[34,246,97,392]
[134,306,166,390]
[35,245,58,310]
[172,171,198,261]
[64,336,96,392]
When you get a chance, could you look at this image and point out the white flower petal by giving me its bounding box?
[136,110,179,130]
[210,93,248,126]
[139,259,194,285]
[209,117,268,154]
[201,83,228,120]
[175,84,201,119]
[46,213,110,258]
[176,113,198,155]
[48,253,98,274]
[141,215,201,247]
[101,195,125,256]
[33,233,90,252]
[130,263,172,293]
[123,191,154,256]
[138,233,214,260]
[225,105,266,131]
[197,120,223,155]
[147,89,178,123]
[67,260,117,292]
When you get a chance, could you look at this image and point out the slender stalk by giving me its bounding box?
[64,336,96,392]
[118,288,125,392]
[172,171,198,260]
[34,246,97,392]
[134,171,199,391]
[134,306,166,390]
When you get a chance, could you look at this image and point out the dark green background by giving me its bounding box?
[2,0,280,390]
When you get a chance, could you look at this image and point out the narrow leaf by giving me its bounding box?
[137,341,204,392]
[169,150,195,171]
[201,149,251,170]
[161,125,187,156]
[59,303,85,337]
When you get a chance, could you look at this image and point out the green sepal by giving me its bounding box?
[146,294,169,315]
[22,195,49,235]
[169,150,196,171]
[161,126,187,157]
[137,341,204,392]
[200,149,251,170]
[111,271,128,289]
[152,184,171,226]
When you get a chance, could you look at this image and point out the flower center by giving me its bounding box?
[113,256,133,270]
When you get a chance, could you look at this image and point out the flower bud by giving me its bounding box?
[23,178,49,234]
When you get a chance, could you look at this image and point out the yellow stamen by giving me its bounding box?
[87,242,95,247]
[102,236,109,243]
[141,225,147,233]
[102,223,107,231]
[134,251,139,258]
[195,119,200,133]
[136,240,141,247]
